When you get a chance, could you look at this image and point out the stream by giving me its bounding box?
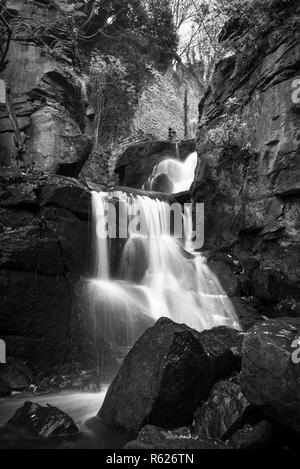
[0,390,131,449]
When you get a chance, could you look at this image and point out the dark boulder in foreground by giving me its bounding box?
[240,318,300,434]
[197,326,244,380]
[124,425,229,450]
[194,378,250,440]
[7,401,79,440]
[98,318,214,435]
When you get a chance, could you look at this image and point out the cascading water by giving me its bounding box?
[143,151,198,194]
[89,189,239,382]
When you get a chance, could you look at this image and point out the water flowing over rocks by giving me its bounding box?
[6,401,79,440]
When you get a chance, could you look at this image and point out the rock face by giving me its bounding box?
[193,0,300,319]
[0,1,92,175]
[240,318,300,433]
[7,401,78,440]
[194,378,250,440]
[99,318,214,435]
[0,169,91,372]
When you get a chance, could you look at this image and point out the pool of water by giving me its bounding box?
[0,390,131,449]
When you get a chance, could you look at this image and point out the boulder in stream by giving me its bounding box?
[7,401,79,440]
[98,318,214,435]
[240,318,300,434]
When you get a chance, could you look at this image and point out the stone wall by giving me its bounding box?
[80,66,203,188]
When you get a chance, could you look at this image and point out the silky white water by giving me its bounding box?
[143,151,198,194]
[89,191,239,375]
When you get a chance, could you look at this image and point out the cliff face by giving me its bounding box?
[0,1,202,375]
[0,0,92,176]
[193,0,300,318]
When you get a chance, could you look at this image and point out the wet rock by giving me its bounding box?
[39,176,91,219]
[194,378,250,440]
[240,318,300,433]
[196,326,244,380]
[252,268,283,303]
[230,421,276,449]
[274,299,300,318]
[26,107,92,176]
[98,318,213,435]
[150,173,174,193]
[231,298,262,331]
[239,258,260,297]
[0,224,64,276]
[125,424,229,449]
[0,270,71,370]
[208,260,240,297]
[7,401,79,440]
[0,182,38,208]
[0,378,11,397]
[0,358,33,391]
[192,1,299,321]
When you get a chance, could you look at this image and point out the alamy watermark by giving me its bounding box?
[95,202,205,250]
[0,339,6,364]
[292,337,300,365]
[292,79,300,104]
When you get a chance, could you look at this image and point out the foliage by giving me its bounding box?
[170,0,297,83]
[89,54,138,146]
[203,98,249,167]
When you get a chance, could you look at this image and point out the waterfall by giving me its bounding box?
[91,192,109,279]
[88,190,239,381]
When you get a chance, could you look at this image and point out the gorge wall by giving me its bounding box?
[193,0,300,320]
[0,0,202,378]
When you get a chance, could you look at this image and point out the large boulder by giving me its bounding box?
[98,318,214,435]
[193,378,250,440]
[240,318,300,433]
[7,401,79,440]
